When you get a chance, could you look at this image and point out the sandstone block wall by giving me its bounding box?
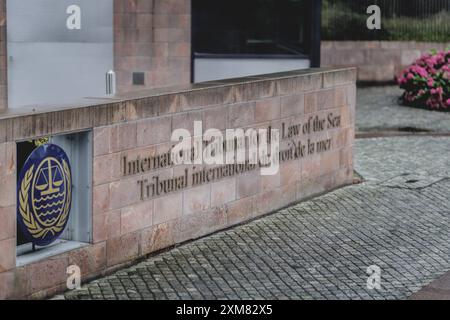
[0,67,356,299]
[322,41,450,83]
[114,0,191,92]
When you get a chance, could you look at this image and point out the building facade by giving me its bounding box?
[0,1,357,301]
[0,0,322,110]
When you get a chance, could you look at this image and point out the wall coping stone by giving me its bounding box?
[0,67,356,143]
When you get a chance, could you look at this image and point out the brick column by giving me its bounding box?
[114,0,191,93]
[0,0,7,110]
[0,141,16,299]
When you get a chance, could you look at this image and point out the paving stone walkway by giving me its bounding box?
[64,136,450,300]
[357,86,450,133]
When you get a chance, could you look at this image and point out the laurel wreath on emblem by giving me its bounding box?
[19,160,72,240]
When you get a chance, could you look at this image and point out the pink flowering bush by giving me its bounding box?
[398,48,450,110]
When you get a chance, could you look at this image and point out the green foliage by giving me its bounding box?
[322,0,450,42]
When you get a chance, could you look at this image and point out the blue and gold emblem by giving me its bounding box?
[17,144,72,247]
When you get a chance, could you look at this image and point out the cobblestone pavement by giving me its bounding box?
[357,86,450,133]
[64,136,450,300]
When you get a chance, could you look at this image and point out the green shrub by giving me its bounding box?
[322,0,450,42]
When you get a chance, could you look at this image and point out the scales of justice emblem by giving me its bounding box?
[17,144,72,247]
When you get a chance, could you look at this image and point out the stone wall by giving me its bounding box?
[322,41,450,83]
[0,68,356,299]
[114,0,191,93]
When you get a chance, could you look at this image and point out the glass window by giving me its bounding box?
[6,0,114,109]
[193,0,311,57]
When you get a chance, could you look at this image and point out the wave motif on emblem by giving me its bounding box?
[32,157,67,227]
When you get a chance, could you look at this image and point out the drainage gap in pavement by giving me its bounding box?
[397,127,431,133]
[380,173,446,190]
